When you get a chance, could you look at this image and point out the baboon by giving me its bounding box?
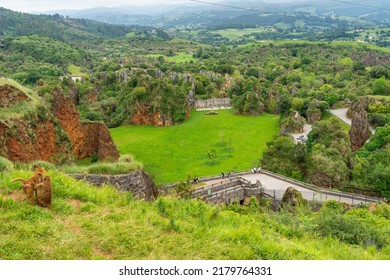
[11,166,46,204]
[34,176,52,208]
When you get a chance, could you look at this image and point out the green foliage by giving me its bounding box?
[314,206,389,249]
[352,125,390,197]
[0,156,13,171]
[90,153,99,164]
[261,137,306,180]
[62,161,143,175]
[175,176,194,199]
[372,78,390,95]
[372,203,390,220]
[206,149,218,165]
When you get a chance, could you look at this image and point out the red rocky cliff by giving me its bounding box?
[52,91,119,161]
[0,84,73,162]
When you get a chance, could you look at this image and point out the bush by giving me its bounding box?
[63,161,143,175]
[314,207,388,249]
[119,154,134,163]
[0,156,13,171]
[14,160,55,171]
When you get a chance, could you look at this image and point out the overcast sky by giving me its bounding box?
[0,0,189,13]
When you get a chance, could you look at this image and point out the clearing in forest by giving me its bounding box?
[110,109,279,184]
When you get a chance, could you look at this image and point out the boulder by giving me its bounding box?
[281,187,307,208]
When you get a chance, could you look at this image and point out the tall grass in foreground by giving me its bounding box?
[0,170,389,260]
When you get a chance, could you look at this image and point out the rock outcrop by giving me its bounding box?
[281,187,307,208]
[280,111,305,134]
[0,85,28,108]
[306,99,323,124]
[348,101,370,151]
[52,91,120,161]
[347,96,388,151]
[0,83,73,163]
[194,98,231,109]
[70,169,158,201]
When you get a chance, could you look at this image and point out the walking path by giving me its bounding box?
[329,108,375,133]
[329,108,352,125]
[200,171,382,205]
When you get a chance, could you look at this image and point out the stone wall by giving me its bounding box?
[69,170,158,201]
[192,178,262,205]
[194,98,231,109]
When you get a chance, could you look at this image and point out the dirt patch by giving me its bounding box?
[68,199,82,210]
[2,190,27,203]
[93,247,112,260]
[0,85,28,108]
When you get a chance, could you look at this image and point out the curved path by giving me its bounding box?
[329,108,352,125]
[329,108,375,133]
[201,171,382,205]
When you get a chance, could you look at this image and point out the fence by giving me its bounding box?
[259,169,383,205]
[262,189,380,206]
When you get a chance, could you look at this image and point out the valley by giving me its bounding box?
[0,0,389,261]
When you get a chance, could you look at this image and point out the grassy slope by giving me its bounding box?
[0,170,388,260]
[0,77,39,121]
[110,110,279,184]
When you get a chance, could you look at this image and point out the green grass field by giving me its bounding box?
[110,110,279,184]
[67,64,86,76]
[144,52,196,63]
[212,28,266,40]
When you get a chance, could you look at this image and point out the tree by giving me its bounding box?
[372,78,390,95]
[307,144,350,188]
[207,149,218,165]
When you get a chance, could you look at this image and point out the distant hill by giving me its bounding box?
[0,8,168,43]
[38,0,390,28]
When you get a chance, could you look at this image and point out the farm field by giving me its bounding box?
[144,52,196,63]
[110,109,279,184]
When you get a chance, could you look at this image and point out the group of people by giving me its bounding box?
[252,167,261,174]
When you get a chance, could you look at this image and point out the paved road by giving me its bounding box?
[330,108,375,133]
[291,123,312,143]
[329,108,352,125]
[202,172,379,205]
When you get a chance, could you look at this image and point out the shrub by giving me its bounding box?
[314,207,388,249]
[63,161,143,175]
[0,156,13,171]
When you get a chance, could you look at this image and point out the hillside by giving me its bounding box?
[47,0,390,28]
[0,169,389,260]
[0,77,119,163]
[0,8,169,43]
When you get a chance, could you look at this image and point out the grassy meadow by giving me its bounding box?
[144,52,196,63]
[0,170,389,260]
[110,109,279,184]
